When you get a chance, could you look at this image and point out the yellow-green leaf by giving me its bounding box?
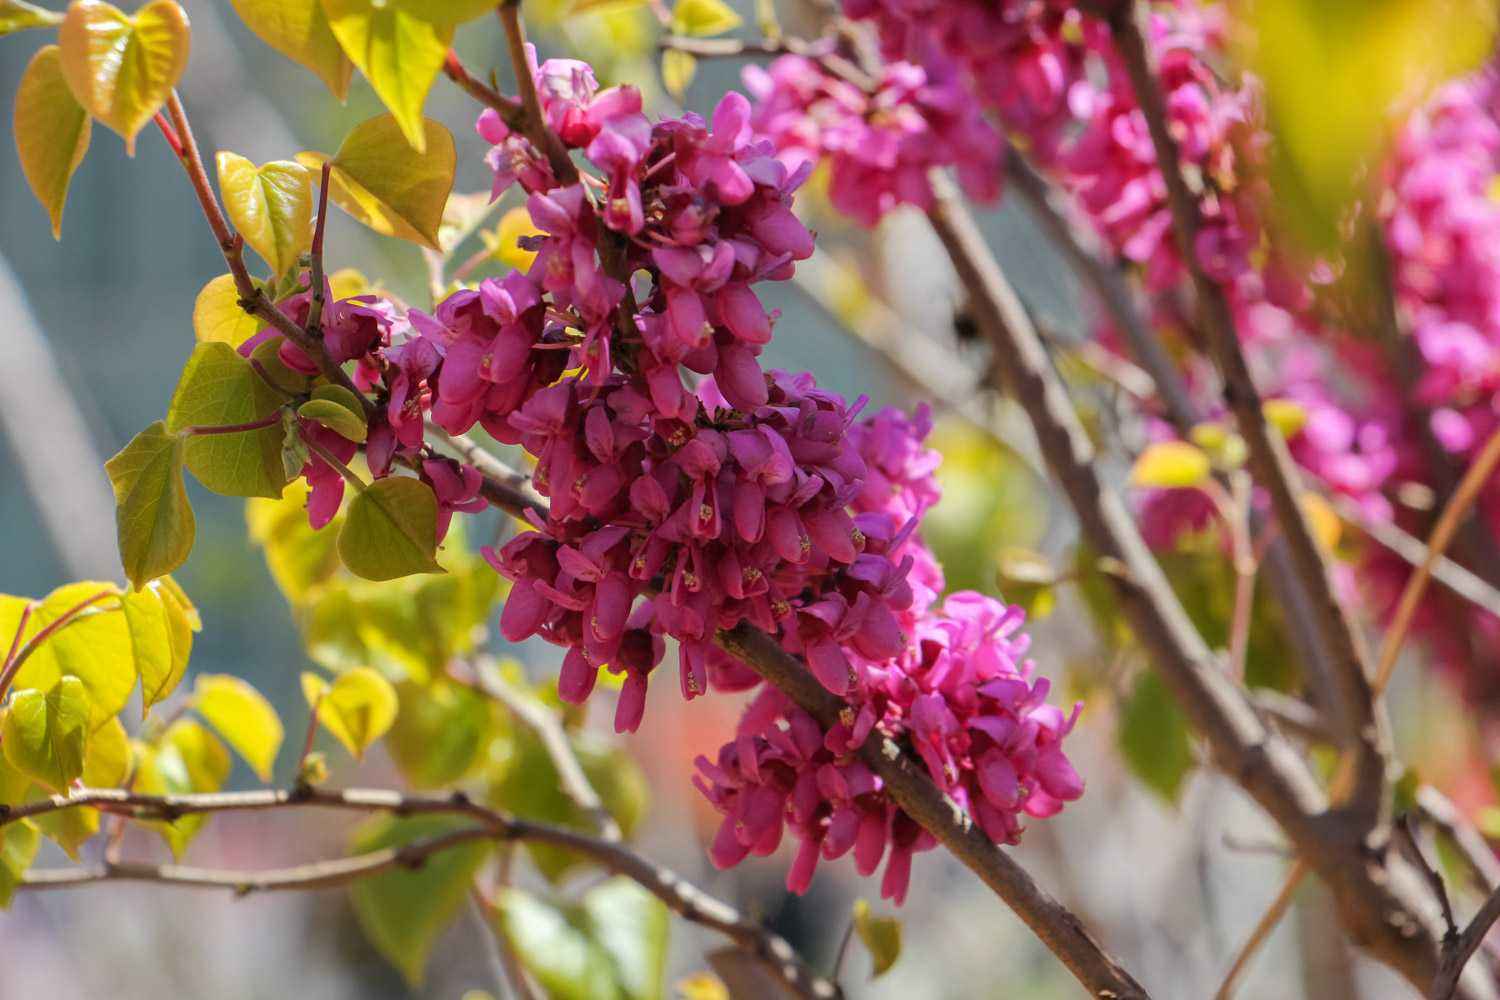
[1130,441,1211,490]
[661,49,695,100]
[246,479,344,603]
[215,152,314,278]
[0,820,40,908]
[0,0,63,34]
[82,715,129,787]
[852,899,902,979]
[495,888,624,1000]
[321,0,452,152]
[227,0,353,99]
[14,45,92,239]
[119,585,177,713]
[484,205,542,272]
[3,677,90,793]
[302,666,397,758]
[297,113,454,249]
[386,680,490,788]
[166,341,289,499]
[192,273,261,345]
[133,719,230,857]
[670,0,739,35]
[8,582,135,727]
[58,0,190,155]
[26,782,98,859]
[193,674,283,781]
[298,386,367,442]
[106,421,194,589]
[337,476,442,581]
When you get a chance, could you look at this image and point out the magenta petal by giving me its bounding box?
[614,672,648,733]
[806,639,851,695]
[558,647,598,704]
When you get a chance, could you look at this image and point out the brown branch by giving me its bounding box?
[1107,2,1389,815]
[306,160,332,336]
[4,785,840,1000]
[1417,786,1500,895]
[423,424,549,520]
[162,91,374,420]
[496,1,578,184]
[456,656,622,842]
[1435,887,1500,999]
[658,33,876,90]
[714,623,1151,999]
[923,175,1493,998]
[442,50,527,133]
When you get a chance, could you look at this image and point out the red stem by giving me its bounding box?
[184,413,284,436]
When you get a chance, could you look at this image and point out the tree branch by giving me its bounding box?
[4,785,840,1000]
[1435,887,1500,999]
[1106,1,1389,813]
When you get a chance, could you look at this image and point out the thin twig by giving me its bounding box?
[1109,1,1389,816]
[457,657,622,842]
[1434,887,1500,999]
[1417,786,1500,895]
[4,784,840,1000]
[306,161,332,336]
[442,50,527,132]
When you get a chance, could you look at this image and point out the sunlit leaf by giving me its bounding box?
[297,386,367,442]
[14,45,91,239]
[2,676,90,792]
[297,113,455,249]
[166,342,289,499]
[58,0,189,155]
[0,820,40,908]
[1130,441,1211,490]
[134,719,230,857]
[82,715,129,787]
[495,888,624,1000]
[192,274,263,345]
[247,479,344,603]
[852,899,902,979]
[227,0,353,99]
[661,49,695,100]
[26,782,98,859]
[106,421,194,590]
[337,476,442,581]
[483,205,542,272]
[301,666,397,758]
[350,813,493,985]
[321,0,452,152]
[10,582,134,727]
[119,584,177,712]
[387,679,491,788]
[0,0,64,35]
[582,878,670,1000]
[215,152,315,278]
[194,674,283,781]
[669,0,739,35]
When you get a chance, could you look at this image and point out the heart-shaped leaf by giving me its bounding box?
[321,0,451,152]
[192,273,262,345]
[58,0,190,155]
[194,674,283,781]
[297,113,454,249]
[105,421,195,590]
[167,342,289,499]
[2,676,90,793]
[227,0,353,99]
[337,475,443,581]
[302,666,397,758]
[14,45,92,239]
[298,385,367,442]
[215,152,314,278]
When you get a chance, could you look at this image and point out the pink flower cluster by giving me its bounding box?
[695,406,1081,903]
[744,54,1001,225]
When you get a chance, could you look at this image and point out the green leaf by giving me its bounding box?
[153,576,200,700]
[248,332,313,396]
[134,719,231,858]
[418,0,499,23]
[495,888,624,1000]
[582,878,670,1000]
[661,49,695,100]
[387,679,491,789]
[337,476,442,581]
[0,820,40,908]
[296,113,455,249]
[227,0,353,99]
[2,677,90,792]
[669,0,740,35]
[192,273,262,345]
[1129,441,1211,490]
[9,582,135,727]
[1118,671,1194,803]
[106,421,195,590]
[298,391,367,443]
[349,814,493,986]
[301,666,397,758]
[119,585,177,713]
[852,899,902,979]
[167,342,289,499]
[14,45,91,240]
[0,0,63,34]
[215,153,315,278]
[321,0,452,152]
[193,674,283,781]
[58,0,190,155]
[82,715,130,787]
